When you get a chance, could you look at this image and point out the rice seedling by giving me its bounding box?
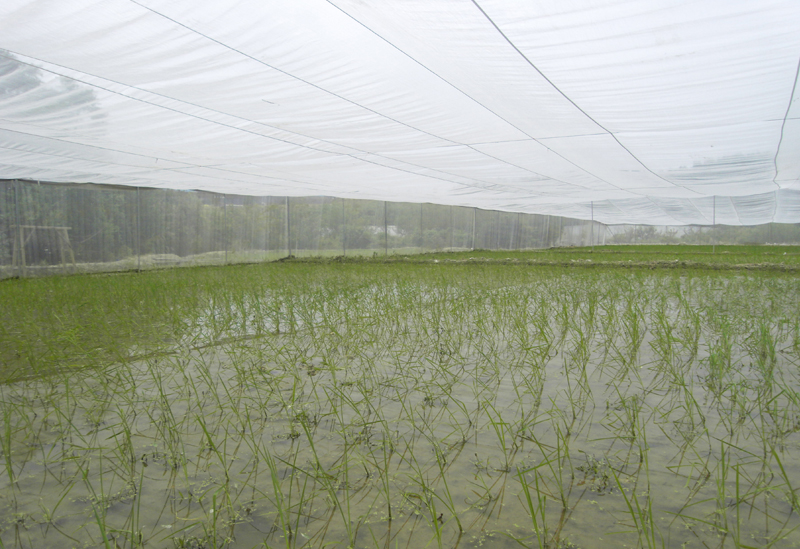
[0,260,798,548]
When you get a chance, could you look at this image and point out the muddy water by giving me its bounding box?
[1,272,799,548]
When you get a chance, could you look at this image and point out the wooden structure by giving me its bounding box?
[11,225,76,275]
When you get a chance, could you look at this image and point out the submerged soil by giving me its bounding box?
[0,265,799,548]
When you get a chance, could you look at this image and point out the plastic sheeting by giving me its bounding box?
[1,0,799,225]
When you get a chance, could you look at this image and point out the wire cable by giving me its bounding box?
[323,0,634,194]
[772,54,800,196]
[126,0,634,195]
[469,0,699,195]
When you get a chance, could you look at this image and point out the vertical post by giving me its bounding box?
[342,198,346,256]
[268,197,271,261]
[545,215,551,248]
[419,203,424,252]
[515,212,521,249]
[449,206,454,250]
[162,190,168,256]
[57,228,66,269]
[384,201,388,256]
[591,201,594,252]
[13,179,23,277]
[19,226,27,276]
[471,207,477,250]
[712,195,716,254]
[223,194,228,264]
[286,196,291,257]
[495,211,500,250]
[136,187,141,272]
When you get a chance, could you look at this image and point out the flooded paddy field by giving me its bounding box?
[1,262,799,548]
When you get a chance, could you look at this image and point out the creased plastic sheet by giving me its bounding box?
[1,0,799,225]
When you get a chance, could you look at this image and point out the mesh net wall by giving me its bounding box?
[2,179,798,278]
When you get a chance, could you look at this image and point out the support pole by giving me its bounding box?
[419,203,424,252]
[450,205,454,250]
[264,197,270,260]
[384,201,388,256]
[342,199,346,256]
[13,179,23,277]
[224,193,228,264]
[591,201,594,252]
[136,187,141,272]
[471,207,477,250]
[712,195,716,254]
[286,197,291,257]
[495,211,501,250]
[545,215,551,248]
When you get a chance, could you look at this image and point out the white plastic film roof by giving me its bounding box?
[1,0,799,225]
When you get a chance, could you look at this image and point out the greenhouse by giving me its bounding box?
[1,1,800,548]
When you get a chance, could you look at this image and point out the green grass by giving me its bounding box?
[400,244,800,267]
